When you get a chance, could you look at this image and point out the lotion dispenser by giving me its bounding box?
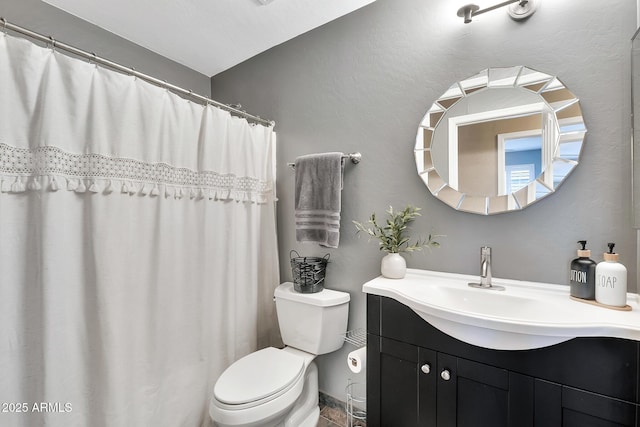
[570,240,596,300]
[595,243,628,307]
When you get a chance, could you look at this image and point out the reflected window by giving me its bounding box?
[498,132,542,196]
[506,164,534,193]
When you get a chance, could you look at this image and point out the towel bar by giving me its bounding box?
[287,152,361,169]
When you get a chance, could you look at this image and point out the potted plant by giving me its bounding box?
[353,205,440,279]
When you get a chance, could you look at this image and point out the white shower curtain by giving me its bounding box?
[0,33,279,427]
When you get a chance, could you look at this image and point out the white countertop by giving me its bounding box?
[363,269,640,350]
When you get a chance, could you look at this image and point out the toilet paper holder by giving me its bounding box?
[346,380,366,426]
[344,329,367,424]
[346,330,367,375]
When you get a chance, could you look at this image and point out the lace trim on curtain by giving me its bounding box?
[0,143,272,203]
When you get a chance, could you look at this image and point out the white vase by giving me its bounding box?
[381,253,406,279]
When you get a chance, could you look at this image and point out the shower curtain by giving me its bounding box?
[0,33,279,427]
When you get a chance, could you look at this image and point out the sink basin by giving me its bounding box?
[362,269,640,350]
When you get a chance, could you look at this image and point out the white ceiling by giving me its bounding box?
[42,0,376,77]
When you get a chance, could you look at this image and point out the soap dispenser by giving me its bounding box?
[570,240,596,300]
[595,243,628,307]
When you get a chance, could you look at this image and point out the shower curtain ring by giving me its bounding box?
[1,18,7,35]
[90,52,97,65]
[48,36,57,50]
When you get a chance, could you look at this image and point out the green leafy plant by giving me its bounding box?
[353,205,441,254]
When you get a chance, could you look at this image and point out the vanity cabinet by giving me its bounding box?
[377,336,525,427]
[367,294,640,427]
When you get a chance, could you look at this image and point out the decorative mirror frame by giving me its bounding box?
[414,66,587,215]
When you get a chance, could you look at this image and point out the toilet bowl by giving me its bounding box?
[209,283,350,427]
[210,347,317,427]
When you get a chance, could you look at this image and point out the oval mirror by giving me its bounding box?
[414,66,586,215]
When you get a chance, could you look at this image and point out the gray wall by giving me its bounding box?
[0,0,210,95]
[212,0,637,402]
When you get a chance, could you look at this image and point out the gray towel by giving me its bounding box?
[295,152,345,248]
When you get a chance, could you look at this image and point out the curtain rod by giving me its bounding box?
[0,17,275,128]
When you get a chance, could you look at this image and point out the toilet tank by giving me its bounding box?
[274,282,350,355]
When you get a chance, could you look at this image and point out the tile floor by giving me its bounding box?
[317,400,366,427]
[317,414,341,427]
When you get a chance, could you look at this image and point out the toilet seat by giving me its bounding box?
[213,347,305,410]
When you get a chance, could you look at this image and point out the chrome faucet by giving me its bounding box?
[480,246,492,287]
[469,246,504,291]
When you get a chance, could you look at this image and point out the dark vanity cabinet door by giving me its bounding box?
[367,294,640,427]
[375,337,531,427]
[377,337,421,426]
[534,381,638,427]
[437,354,517,427]
[418,346,437,426]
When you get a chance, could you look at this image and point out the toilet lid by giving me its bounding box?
[214,347,305,405]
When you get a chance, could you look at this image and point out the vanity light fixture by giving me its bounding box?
[457,0,538,24]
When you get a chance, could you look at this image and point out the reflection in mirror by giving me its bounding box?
[415,66,586,215]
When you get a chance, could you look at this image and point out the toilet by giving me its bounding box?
[209,282,350,427]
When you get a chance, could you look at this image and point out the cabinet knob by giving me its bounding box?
[421,364,431,374]
[441,369,451,381]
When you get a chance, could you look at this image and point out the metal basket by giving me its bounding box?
[290,250,329,293]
